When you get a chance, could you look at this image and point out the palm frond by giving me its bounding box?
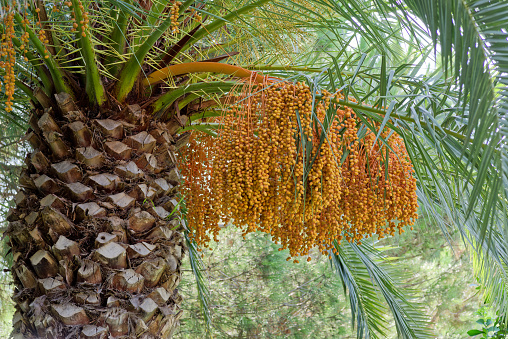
[330,241,434,338]
[182,209,214,338]
[398,0,507,234]
[384,0,508,316]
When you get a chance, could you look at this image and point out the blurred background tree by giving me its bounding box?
[176,212,485,338]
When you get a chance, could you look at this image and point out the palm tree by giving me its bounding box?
[0,0,506,338]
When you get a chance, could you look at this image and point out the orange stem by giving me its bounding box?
[143,62,266,87]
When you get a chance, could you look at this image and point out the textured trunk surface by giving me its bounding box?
[6,93,188,338]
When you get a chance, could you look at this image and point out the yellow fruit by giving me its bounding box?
[181,81,418,260]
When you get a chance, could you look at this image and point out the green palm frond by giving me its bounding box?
[184,230,214,338]
[330,241,434,338]
[398,0,507,232]
[470,230,508,313]
[330,243,390,338]
[388,0,508,316]
[0,89,27,206]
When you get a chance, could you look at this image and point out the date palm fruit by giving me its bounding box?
[181,82,418,262]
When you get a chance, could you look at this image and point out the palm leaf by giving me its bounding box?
[330,241,434,338]
[184,229,214,338]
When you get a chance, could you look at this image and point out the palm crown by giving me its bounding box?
[0,0,506,338]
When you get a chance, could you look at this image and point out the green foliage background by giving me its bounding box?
[0,259,14,338]
[176,213,484,338]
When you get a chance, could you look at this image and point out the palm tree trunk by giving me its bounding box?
[6,93,186,338]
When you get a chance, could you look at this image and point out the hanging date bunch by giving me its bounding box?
[181,80,418,261]
[0,7,16,112]
[1,1,50,112]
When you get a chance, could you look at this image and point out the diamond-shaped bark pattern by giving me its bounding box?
[40,194,65,211]
[34,174,59,194]
[93,242,127,269]
[95,119,124,139]
[66,182,94,202]
[39,277,65,294]
[67,121,92,147]
[115,161,143,179]
[51,304,89,325]
[104,141,132,160]
[76,202,106,221]
[77,147,104,168]
[38,113,61,134]
[8,101,184,338]
[107,192,135,209]
[125,131,156,153]
[46,131,71,158]
[51,161,82,183]
[135,153,160,172]
[31,151,50,173]
[128,211,156,233]
[30,250,58,278]
[88,173,122,192]
[130,183,157,201]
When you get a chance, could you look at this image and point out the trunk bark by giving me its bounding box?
[6,94,187,338]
